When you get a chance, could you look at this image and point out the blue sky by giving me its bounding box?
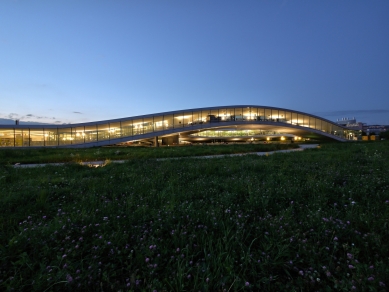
[1,0,388,125]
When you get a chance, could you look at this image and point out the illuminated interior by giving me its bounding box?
[0,105,356,147]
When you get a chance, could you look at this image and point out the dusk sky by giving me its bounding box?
[1,1,388,125]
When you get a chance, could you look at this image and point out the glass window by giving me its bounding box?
[258,108,265,121]
[191,111,203,125]
[0,129,14,147]
[182,111,193,128]
[291,113,298,125]
[218,108,233,122]
[271,109,279,121]
[153,115,164,132]
[315,119,322,130]
[84,125,97,142]
[164,115,174,130]
[174,112,184,128]
[285,111,292,124]
[30,129,45,146]
[121,120,133,137]
[234,107,243,121]
[109,122,121,139]
[97,124,110,141]
[143,117,153,134]
[133,119,144,135]
[58,128,72,145]
[14,129,23,147]
[302,115,309,128]
[243,107,253,121]
[207,109,220,123]
[73,127,85,144]
[278,110,285,122]
[309,117,315,129]
[44,129,58,146]
[264,109,272,121]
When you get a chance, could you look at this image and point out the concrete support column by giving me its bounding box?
[154,136,159,147]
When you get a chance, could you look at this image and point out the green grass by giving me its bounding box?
[0,141,388,291]
[0,143,298,165]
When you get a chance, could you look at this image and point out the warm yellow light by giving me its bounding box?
[281,136,285,141]
[266,137,270,141]
[174,115,192,119]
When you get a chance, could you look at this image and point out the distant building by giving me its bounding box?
[336,117,364,131]
[363,125,388,135]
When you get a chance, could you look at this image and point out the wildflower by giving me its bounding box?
[347,253,353,259]
[245,282,250,286]
[334,237,338,241]
[348,265,355,269]
[176,248,180,252]
[127,283,131,287]
[379,282,385,287]
[145,258,150,263]
[107,242,111,245]
[62,254,67,258]
[206,278,209,283]
[326,271,331,277]
[299,271,304,276]
[43,216,46,219]
[368,276,374,281]
[187,274,191,279]
[66,274,73,283]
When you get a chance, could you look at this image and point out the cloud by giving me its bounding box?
[73,111,82,114]
[1,112,57,122]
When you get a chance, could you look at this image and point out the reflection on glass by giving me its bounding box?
[73,127,85,144]
[164,115,174,130]
[153,116,164,131]
[143,117,153,134]
[30,129,45,146]
[182,111,192,127]
[85,125,97,142]
[15,129,23,147]
[133,119,143,135]
[97,124,110,141]
[0,129,14,147]
[121,120,133,137]
[45,129,58,146]
[174,112,184,128]
[109,122,121,139]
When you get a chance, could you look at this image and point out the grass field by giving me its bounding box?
[0,143,298,165]
[0,142,388,291]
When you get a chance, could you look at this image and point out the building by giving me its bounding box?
[0,105,357,148]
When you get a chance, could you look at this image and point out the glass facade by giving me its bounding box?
[0,106,354,147]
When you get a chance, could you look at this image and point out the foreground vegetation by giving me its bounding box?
[0,143,298,165]
[0,142,388,291]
